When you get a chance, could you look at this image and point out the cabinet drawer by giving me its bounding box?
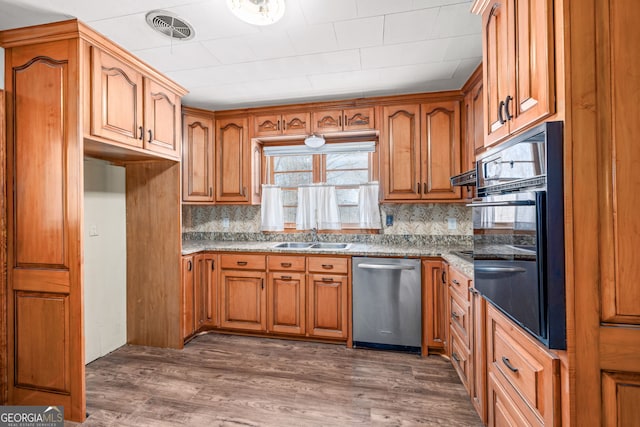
[449,289,470,348]
[307,257,348,274]
[450,327,471,392]
[488,372,542,427]
[268,255,306,272]
[220,254,266,270]
[487,304,560,425]
[448,266,471,302]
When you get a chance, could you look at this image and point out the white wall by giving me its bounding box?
[83,158,127,364]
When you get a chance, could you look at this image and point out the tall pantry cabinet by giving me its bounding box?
[0,20,186,422]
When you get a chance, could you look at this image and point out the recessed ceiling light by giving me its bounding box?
[226,0,286,26]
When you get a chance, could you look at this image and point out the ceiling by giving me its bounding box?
[0,0,481,110]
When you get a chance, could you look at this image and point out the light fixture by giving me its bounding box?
[304,134,325,148]
[226,0,286,26]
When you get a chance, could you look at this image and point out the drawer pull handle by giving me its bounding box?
[322,277,334,282]
[452,279,460,286]
[452,352,460,363]
[237,261,248,266]
[451,311,459,319]
[281,275,292,280]
[187,260,192,271]
[502,356,519,373]
[321,264,334,269]
[280,262,292,268]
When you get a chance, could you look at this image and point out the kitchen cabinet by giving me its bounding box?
[254,112,310,137]
[422,260,448,352]
[182,110,215,202]
[219,254,267,332]
[311,107,375,133]
[479,0,555,148]
[486,303,560,426]
[307,257,349,340]
[182,255,196,339]
[90,47,182,158]
[470,287,487,424]
[380,102,462,202]
[267,255,306,335]
[216,116,251,203]
[196,254,217,328]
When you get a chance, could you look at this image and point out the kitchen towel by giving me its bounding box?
[260,184,284,231]
[358,182,381,229]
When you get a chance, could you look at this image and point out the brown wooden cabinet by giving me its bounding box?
[219,254,266,332]
[479,0,555,148]
[470,287,487,424]
[216,116,250,203]
[380,102,462,202]
[267,272,306,335]
[254,112,310,137]
[182,110,214,202]
[182,255,196,339]
[195,254,217,328]
[90,47,182,158]
[311,107,375,133]
[307,257,348,340]
[422,260,448,352]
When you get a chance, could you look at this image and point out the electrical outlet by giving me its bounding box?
[385,215,394,226]
[447,218,457,230]
[222,217,230,228]
[89,224,99,236]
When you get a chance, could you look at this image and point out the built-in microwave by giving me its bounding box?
[470,121,566,350]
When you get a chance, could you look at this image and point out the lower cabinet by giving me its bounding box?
[307,273,348,339]
[470,287,487,424]
[267,271,306,335]
[195,254,217,328]
[220,269,267,332]
[181,255,196,340]
[422,260,448,352]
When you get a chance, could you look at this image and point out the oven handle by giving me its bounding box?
[357,264,416,271]
[475,266,527,274]
[466,200,535,207]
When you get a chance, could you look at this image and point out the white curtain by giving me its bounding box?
[296,183,341,230]
[260,185,284,231]
[358,182,381,229]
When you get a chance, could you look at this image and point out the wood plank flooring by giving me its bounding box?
[67,333,482,426]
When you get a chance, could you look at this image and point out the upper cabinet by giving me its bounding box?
[89,47,184,159]
[216,116,250,203]
[182,109,214,202]
[311,107,375,133]
[254,112,310,137]
[380,102,462,202]
[479,0,555,148]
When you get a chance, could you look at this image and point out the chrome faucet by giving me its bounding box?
[310,227,318,243]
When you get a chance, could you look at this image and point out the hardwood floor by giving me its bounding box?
[68,333,482,426]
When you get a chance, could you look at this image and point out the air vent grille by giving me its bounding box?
[146,11,195,41]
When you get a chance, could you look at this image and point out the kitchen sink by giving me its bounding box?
[272,242,351,250]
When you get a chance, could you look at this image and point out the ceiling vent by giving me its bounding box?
[145,10,195,41]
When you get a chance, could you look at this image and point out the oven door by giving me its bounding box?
[470,191,546,339]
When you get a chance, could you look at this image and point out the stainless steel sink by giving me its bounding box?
[310,242,350,250]
[273,242,313,249]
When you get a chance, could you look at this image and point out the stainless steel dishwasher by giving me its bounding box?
[352,257,422,353]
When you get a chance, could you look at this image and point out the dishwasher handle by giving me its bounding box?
[357,263,416,271]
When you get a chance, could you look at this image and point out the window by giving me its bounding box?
[265,145,377,230]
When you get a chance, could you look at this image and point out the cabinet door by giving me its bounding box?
[482,1,511,146]
[508,0,554,136]
[220,270,266,331]
[268,272,306,335]
[182,256,196,339]
[307,274,348,339]
[216,117,250,202]
[471,81,485,155]
[90,47,144,148]
[381,104,421,200]
[343,107,375,131]
[182,114,214,202]
[281,112,310,135]
[196,254,217,328]
[254,114,281,137]
[144,78,181,158]
[312,110,342,133]
[422,260,448,351]
[420,101,462,200]
[470,289,488,424]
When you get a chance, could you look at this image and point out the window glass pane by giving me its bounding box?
[339,206,359,225]
[273,155,312,172]
[274,172,312,186]
[336,188,359,205]
[282,189,298,206]
[327,170,369,185]
[283,207,297,224]
[326,152,368,170]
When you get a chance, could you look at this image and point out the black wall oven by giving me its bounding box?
[470,121,566,349]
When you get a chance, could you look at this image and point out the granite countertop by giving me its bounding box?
[182,240,474,278]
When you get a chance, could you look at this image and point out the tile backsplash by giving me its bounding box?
[182,203,471,236]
